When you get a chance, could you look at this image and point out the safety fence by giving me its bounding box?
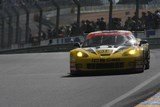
[0,43,75,54]
[0,37,160,54]
[135,29,160,38]
[33,29,160,47]
[1,28,159,53]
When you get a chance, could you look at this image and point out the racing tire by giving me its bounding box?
[145,52,150,70]
[137,68,144,73]
[137,63,145,73]
[145,61,150,70]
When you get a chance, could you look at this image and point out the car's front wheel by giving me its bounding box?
[145,52,150,70]
[137,67,144,73]
[145,61,150,69]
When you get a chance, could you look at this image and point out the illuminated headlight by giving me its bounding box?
[77,52,83,57]
[128,50,136,55]
[76,52,88,58]
[123,49,139,56]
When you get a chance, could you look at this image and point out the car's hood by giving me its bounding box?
[84,45,131,56]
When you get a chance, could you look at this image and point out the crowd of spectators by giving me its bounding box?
[41,17,107,40]
[39,10,160,41]
[124,10,160,31]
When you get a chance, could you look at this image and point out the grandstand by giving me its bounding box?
[0,0,160,49]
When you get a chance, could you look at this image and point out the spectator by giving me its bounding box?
[44,9,160,41]
[140,12,147,29]
[96,18,101,30]
[85,20,93,33]
[52,28,57,38]
[41,31,47,40]
[80,20,87,34]
[124,17,134,30]
[70,23,79,36]
[132,12,137,21]
[146,11,154,29]
[112,18,122,30]
[154,10,160,29]
[58,26,65,37]
[91,21,97,31]
[47,29,52,39]
[65,25,71,36]
[99,17,106,30]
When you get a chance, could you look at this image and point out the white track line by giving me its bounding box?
[102,71,160,107]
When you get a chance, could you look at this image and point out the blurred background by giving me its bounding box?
[0,0,159,49]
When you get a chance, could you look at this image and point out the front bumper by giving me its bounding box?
[70,57,144,73]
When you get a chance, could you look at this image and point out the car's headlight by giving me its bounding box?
[128,50,136,55]
[77,52,83,57]
[123,49,139,56]
[77,52,88,58]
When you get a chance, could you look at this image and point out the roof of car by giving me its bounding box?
[86,30,133,39]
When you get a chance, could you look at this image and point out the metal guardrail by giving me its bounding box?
[144,38,160,49]
[0,43,75,54]
[145,38,160,45]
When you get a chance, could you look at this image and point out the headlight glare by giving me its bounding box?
[77,52,83,57]
[77,51,88,58]
[128,50,136,55]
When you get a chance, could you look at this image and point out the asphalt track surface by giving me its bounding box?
[0,49,160,107]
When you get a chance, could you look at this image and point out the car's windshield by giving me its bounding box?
[82,35,136,47]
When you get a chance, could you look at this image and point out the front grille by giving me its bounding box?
[87,62,124,69]
[100,54,111,56]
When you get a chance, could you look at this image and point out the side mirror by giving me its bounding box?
[139,40,148,46]
[73,42,81,48]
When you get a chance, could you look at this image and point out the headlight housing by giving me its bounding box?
[128,50,136,55]
[76,51,88,58]
[77,52,83,57]
[123,49,139,56]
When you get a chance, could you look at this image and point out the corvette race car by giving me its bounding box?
[70,30,150,75]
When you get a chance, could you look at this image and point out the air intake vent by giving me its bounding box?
[100,54,111,56]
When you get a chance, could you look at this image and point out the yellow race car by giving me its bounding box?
[70,30,150,75]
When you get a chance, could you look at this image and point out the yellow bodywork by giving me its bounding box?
[70,46,144,73]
